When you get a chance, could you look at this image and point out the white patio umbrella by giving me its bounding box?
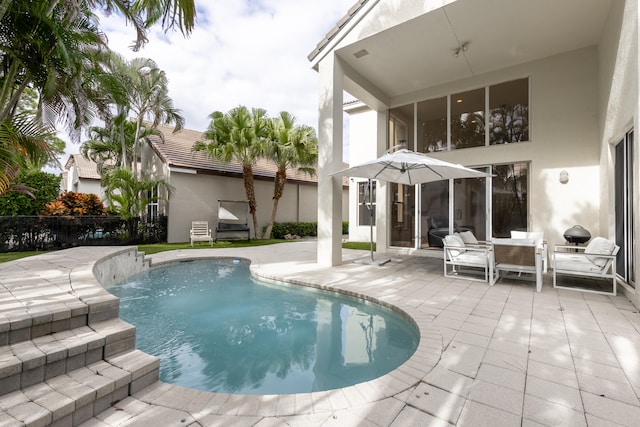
[332,149,489,264]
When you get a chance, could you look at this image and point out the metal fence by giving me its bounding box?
[0,215,168,252]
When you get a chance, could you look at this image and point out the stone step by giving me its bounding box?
[0,349,159,427]
[0,293,120,347]
[0,319,136,397]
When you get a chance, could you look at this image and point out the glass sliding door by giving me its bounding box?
[453,173,488,241]
[615,130,635,288]
[390,183,415,247]
[421,180,449,248]
[492,163,528,237]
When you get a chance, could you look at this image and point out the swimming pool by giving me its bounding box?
[110,258,419,395]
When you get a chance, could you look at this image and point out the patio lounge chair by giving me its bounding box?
[492,238,543,292]
[552,237,619,296]
[443,232,495,284]
[190,221,213,247]
[215,200,251,242]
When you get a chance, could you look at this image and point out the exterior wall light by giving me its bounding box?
[559,170,569,184]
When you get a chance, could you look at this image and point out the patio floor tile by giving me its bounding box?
[457,400,521,427]
[3,243,640,426]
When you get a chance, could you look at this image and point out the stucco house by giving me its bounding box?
[140,125,349,243]
[61,154,106,201]
[311,0,638,307]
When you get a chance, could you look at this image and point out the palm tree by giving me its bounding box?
[81,120,162,174]
[126,57,184,175]
[193,106,269,239]
[102,167,173,220]
[0,0,196,193]
[263,112,318,239]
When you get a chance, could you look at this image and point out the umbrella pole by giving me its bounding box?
[369,179,374,261]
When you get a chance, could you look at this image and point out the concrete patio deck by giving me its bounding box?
[2,241,640,426]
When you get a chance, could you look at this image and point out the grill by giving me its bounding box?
[563,225,591,244]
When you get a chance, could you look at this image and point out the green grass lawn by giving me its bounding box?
[0,239,372,263]
[0,251,53,263]
[137,239,288,254]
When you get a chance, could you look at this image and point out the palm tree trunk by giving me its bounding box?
[242,165,262,239]
[263,168,286,239]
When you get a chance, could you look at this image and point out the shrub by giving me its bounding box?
[43,192,106,216]
[265,221,349,239]
[0,170,61,215]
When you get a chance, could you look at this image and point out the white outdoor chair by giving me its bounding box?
[552,237,619,296]
[190,221,213,247]
[443,233,495,284]
[510,230,548,272]
[492,238,543,292]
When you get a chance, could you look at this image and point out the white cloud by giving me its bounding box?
[97,0,348,132]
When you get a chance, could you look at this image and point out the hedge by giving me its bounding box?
[266,222,348,239]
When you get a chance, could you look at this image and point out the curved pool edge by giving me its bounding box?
[97,249,443,416]
[96,246,444,417]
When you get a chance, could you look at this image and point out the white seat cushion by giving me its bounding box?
[444,234,466,256]
[584,237,615,267]
[450,251,487,267]
[493,237,535,246]
[511,231,544,247]
[554,253,604,273]
[458,230,478,244]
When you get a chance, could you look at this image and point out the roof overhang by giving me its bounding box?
[311,0,613,107]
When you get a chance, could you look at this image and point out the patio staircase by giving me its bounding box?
[0,251,160,426]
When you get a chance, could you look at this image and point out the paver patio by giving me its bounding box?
[2,241,640,426]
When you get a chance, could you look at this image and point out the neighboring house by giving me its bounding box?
[141,125,349,243]
[310,1,638,306]
[61,154,106,202]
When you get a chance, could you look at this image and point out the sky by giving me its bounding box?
[56,0,353,169]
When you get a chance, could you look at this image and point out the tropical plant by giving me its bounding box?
[194,106,269,239]
[43,192,106,216]
[125,57,184,175]
[102,168,173,220]
[263,112,318,239]
[0,0,196,194]
[81,120,162,174]
[0,170,61,215]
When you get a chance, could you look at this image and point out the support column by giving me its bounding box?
[375,110,389,252]
[317,54,344,267]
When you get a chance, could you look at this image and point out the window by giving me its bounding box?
[418,97,447,152]
[489,79,529,144]
[393,78,529,152]
[358,181,376,226]
[451,88,485,149]
[147,185,159,221]
[389,104,413,150]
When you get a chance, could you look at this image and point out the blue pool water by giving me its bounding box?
[110,258,419,395]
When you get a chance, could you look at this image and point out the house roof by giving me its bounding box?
[148,125,325,185]
[307,0,369,62]
[64,154,101,180]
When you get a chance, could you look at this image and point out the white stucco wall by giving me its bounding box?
[345,47,602,251]
[597,0,639,304]
[166,172,343,243]
[62,163,105,202]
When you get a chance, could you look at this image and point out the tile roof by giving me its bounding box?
[64,154,101,180]
[149,125,321,185]
[307,0,369,62]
